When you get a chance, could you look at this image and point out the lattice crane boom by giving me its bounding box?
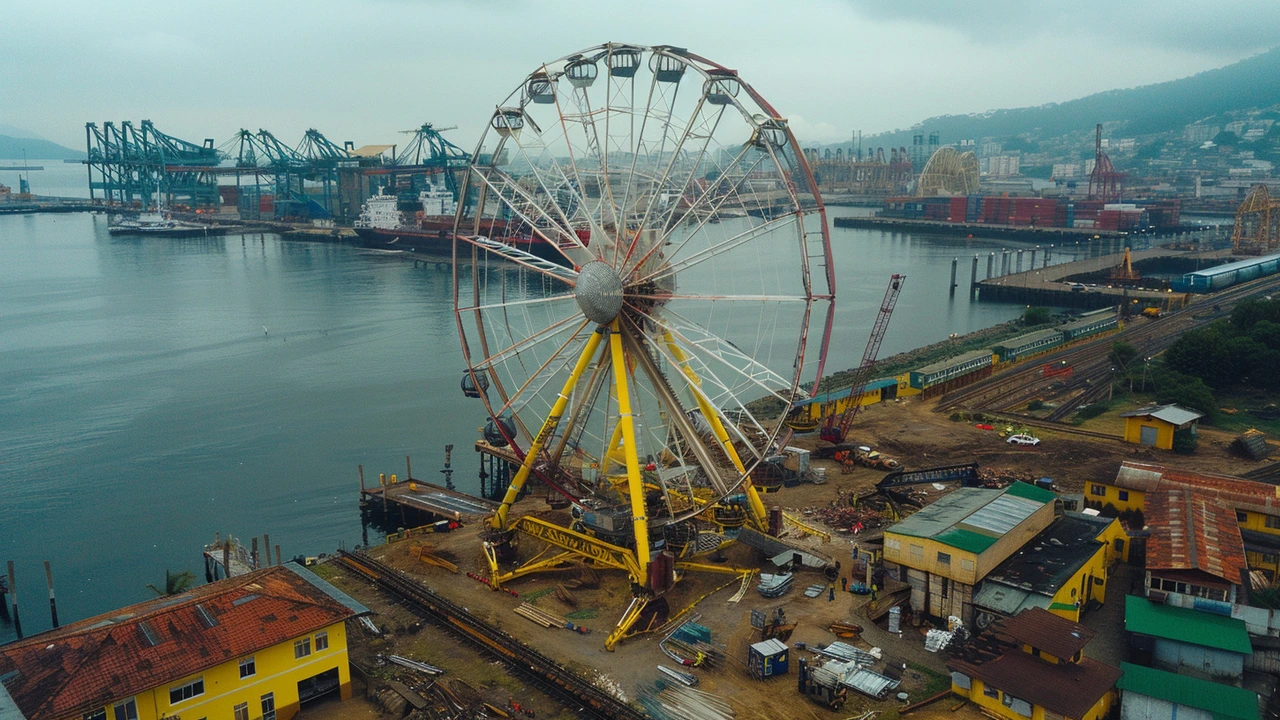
[820,274,904,444]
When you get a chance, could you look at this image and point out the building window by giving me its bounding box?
[909,544,924,561]
[1262,553,1279,565]
[315,630,329,651]
[84,710,107,720]
[1090,484,1105,497]
[983,684,1000,699]
[937,552,951,566]
[239,656,256,678]
[1118,491,1129,502]
[885,538,900,551]
[295,637,312,659]
[1239,512,1249,524]
[169,677,204,705]
[262,692,276,720]
[941,578,950,599]
[233,703,249,720]
[961,559,975,572]
[112,699,138,720]
[1267,515,1280,530]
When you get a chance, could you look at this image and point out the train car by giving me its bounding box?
[1177,252,1280,293]
[908,349,995,399]
[1060,309,1118,341]
[992,328,1065,364]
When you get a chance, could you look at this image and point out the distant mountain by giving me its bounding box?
[0,134,84,160]
[858,46,1280,148]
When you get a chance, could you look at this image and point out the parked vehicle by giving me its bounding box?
[1006,434,1041,446]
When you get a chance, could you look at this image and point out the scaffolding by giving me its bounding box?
[1231,184,1280,255]
[805,147,912,195]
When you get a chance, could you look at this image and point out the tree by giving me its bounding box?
[1154,369,1218,425]
[1212,130,1240,146]
[1022,307,1052,326]
[1164,325,1231,387]
[1232,298,1280,333]
[1249,320,1280,351]
[1109,341,1138,369]
[147,569,196,597]
[1172,428,1198,455]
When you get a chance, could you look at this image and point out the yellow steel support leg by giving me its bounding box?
[490,327,607,530]
[609,319,651,582]
[662,332,769,530]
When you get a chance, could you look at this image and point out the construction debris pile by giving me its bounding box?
[807,504,890,532]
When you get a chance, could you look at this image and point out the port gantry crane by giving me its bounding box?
[814,274,904,444]
[453,43,837,650]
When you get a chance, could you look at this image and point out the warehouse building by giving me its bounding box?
[882,483,1058,623]
[1117,662,1260,720]
[1125,595,1252,685]
[1176,252,1280,293]
[972,512,1121,625]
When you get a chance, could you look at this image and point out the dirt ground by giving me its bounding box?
[318,392,1257,719]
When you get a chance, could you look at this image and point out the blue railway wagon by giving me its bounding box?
[1179,252,1280,293]
[992,328,1065,363]
[1060,309,1118,340]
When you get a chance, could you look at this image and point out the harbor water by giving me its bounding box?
[0,165,1091,642]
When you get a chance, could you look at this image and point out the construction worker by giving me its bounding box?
[829,585,835,602]
[841,577,848,592]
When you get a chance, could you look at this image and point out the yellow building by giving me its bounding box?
[882,483,1058,623]
[948,608,1121,720]
[973,512,1124,625]
[1119,403,1204,450]
[785,377,899,428]
[0,563,367,720]
[1088,461,1280,581]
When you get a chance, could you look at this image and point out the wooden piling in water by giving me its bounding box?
[970,255,979,292]
[43,561,58,628]
[263,534,272,566]
[949,258,958,293]
[358,464,365,492]
[7,561,21,639]
[222,541,231,581]
[275,545,282,566]
[406,455,412,481]
[251,537,259,570]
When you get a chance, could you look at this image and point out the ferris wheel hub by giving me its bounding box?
[574,260,625,325]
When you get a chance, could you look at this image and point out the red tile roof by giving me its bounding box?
[1001,607,1095,659]
[0,565,358,720]
[1146,488,1248,586]
[1113,461,1280,516]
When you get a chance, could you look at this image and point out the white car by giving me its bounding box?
[1007,434,1041,446]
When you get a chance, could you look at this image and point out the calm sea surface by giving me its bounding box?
[0,162,1089,641]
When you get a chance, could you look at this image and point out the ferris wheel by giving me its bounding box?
[453,43,834,642]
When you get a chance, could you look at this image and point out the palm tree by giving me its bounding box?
[147,569,196,597]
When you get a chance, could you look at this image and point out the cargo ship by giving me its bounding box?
[352,184,568,260]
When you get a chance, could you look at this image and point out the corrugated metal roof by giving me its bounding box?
[1146,489,1247,585]
[1119,403,1203,426]
[750,638,789,655]
[1061,311,1117,332]
[972,582,1052,616]
[282,561,371,616]
[348,144,395,157]
[1111,462,1280,518]
[1117,662,1260,720]
[888,486,1052,552]
[1124,595,1252,654]
[1002,607,1095,659]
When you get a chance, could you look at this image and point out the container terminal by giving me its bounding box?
[5,41,1280,720]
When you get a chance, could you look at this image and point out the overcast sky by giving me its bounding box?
[4,0,1277,152]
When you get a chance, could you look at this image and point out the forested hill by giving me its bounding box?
[0,134,84,160]
[861,46,1280,146]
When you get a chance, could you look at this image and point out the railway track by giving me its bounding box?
[333,550,648,720]
[939,273,1280,417]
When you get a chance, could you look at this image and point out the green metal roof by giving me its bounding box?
[1125,595,1252,654]
[933,528,998,553]
[1004,481,1057,504]
[1118,662,1259,720]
